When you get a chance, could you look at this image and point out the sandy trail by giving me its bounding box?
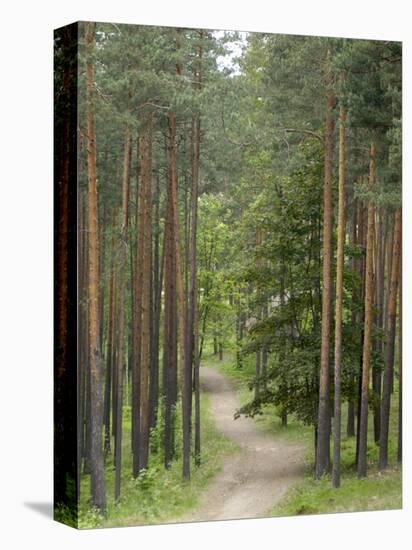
[181,366,305,523]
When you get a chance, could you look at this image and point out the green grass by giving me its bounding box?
[205,346,402,517]
[272,467,401,516]
[78,391,238,528]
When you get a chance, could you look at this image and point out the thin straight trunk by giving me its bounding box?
[236,294,243,369]
[280,254,288,427]
[255,350,261,401]
[99,201,108,352]
[373,207,385,443]
[384,218,394,334]
[78,194,86,480]
[347,200,358,437]
[103,206,118,456]
[85,21,106,510]
[80,193,89,470]
[111,272,119,439]
[132,136,145,477]
[162,224,172,468]
[193,37,203,468]
[357,143,376,478]
[167,109,185,390]
[397,255,402,463]
[84,355,91,474]
[332,105,346,488]
[384,214,394,396]
[183,103,201,478]
[355,199,367,464]
[316,51,334,478]
[262,345,268,392]
[114,127,131,500]
[163,112,179,468]
[194,294,201,466]
[379,208,401,469]
[139,116,153,472]
[149,173,161,432]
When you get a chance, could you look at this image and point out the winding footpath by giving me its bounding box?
[182,365,305,523]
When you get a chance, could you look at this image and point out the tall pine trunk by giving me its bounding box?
[315,50,334,478]
[379,208,401,469]
[132,135,145,476]
[397,255,402,463]
[149,174,161,432]
[114,127,131,500]
[183,104,201,478]
[357,143,376,478]
[373,207,385,443]
[103,206,118,456]
[85,21,106,511]
[347,200,358,437]
[139,116,153,471]
[332,104,346,488]
[163,112,179,468]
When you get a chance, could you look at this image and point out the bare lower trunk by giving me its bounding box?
[315,53,334,478]
[103,207,117,456]
[373,207,385,443]
[357,143,375,478]
[397,257,402,463]
[85,21,106,511]
[139,116,153,472]
[379,209,401,469]
[114,127,131,500]
[255,350,261,401]
[332,105,345,488]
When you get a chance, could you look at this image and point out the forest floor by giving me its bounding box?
[210,350,402,518]
[77,350,401,528]
[180,363,305,522]
[78,386,238,528]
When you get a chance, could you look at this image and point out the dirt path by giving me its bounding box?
[182,366,305,523]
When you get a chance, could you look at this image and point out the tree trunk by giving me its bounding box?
[85,21,106,510]
[139,116,153,472]
[132,134,145,476]
[99,201,108,353]
[355,199,367,465]
[183,105,201,479]
[347,200,358,438]
[379,208,401,469]
[373,207,385,443]
[114,127,131,500]
[262,345,268,393]
[397,255,402,463]
[149,173,161,433]
[255,350,261,401]
[213,335,218,355]
[315,51,334,478]
[332,105,346,488]
[103,206,117,456]
[163,111,179,468]
[357,143,376,478]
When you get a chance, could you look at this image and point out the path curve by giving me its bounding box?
[182,366,305,523]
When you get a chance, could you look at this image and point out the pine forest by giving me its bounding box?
[54,21,402,528]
